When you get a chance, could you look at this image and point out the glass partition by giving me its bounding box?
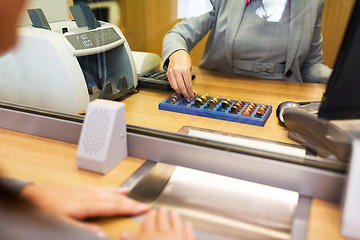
[0,0,356,173]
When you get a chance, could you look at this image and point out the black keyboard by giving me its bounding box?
[138,70,170,86]
[138,70,196,87]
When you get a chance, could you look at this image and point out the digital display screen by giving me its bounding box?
[76,34,93,48]
[66,28,121,50]
[80,38,93,48]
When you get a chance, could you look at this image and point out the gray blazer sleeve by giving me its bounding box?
[162,2,216,69]
[300,1,332,83]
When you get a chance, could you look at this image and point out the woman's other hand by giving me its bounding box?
[121,207,195,240]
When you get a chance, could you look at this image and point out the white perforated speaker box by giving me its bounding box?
[77,99,127,174]
[341,131,360,239]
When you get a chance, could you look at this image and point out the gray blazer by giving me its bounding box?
[163,0,332,83]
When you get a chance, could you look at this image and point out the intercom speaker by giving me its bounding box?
[77,99,128,174]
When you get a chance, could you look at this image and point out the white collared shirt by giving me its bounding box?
[253,0,290,23]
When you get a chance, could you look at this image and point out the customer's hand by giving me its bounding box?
[21,185,150,237]
[167,50,196,102]
[121,207,195,240]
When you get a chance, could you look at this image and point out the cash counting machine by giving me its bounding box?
[0,4,137,114]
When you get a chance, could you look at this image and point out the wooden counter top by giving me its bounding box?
[123,67,326,144]
[0,127,352,240]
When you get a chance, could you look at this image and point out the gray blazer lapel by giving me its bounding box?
[285,0,306,71]
[224,0,246,68]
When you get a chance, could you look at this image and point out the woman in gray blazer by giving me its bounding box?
[163,0,332,101]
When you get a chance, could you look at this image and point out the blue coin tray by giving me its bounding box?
[159,95,272,127]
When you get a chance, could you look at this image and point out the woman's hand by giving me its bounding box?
[21,185,150,237]
[167,50,196,102]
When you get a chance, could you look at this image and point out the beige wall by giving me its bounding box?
[118,0,177,56]
[322,0,355,68]
[67,0,73,18]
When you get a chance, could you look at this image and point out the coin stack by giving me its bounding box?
[242,102,257,116]
[207,96,221,109]
[230,100,246,114]
[194,94,210,107]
